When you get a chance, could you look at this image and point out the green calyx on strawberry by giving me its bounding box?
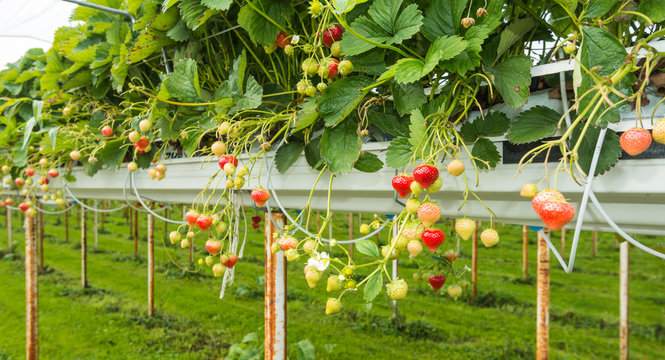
[392,174,414,198]
[251,188,270,207]
[421,228,445,251]
[428,274,446,290]
[539,198,575,231]
[221,253,238,268]
[413,164,439,188]
[620,127,652,156]
[185,210,200,226]
[318,58,339,79]
[321,24,343,48]
[196,215,213,231]
[205,239,222,255]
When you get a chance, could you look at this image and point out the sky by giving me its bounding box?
[0,0,78,69]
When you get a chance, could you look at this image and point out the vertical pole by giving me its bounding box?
[472,220,478,297]
[523,225,528,278]
[391,222,399,319]
[100,201,106,231]
[316,211,320,229]
[128,208,133,237]
[25,211,38,360]
[164,208,168,238]
[561,229,566,257]
[93,201,98,249]
[148,211,154,316]
[620,241,629,360]
[64,208,69,243]
[348,213,354,259]
[265,212,286,360]
[592,231,598,257]
[536,229,550,360]
[185,206,193,266]
[133,207,138,257]
[6,207,12,252]
[38,212,43,272]
[81,205,87,288]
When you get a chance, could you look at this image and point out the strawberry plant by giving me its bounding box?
[0,0,663,314]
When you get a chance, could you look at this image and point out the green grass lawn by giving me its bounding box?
[0,205,664,359]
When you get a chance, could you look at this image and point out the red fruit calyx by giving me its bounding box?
[218,155,238,170]
[391,174,414,198]
[428,275,446,290]
[421,229,445,252]
[413,165,439,189]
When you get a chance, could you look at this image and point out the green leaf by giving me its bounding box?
[274,141,304,174]
[409,109,430,159]
[509,106,560,144]
[354,152,383,172]
[339,16,391,56]
[355,239,380,258]
[97,138,128,171]
[496,17,536,62]
[180,0,215,30]
[423,35,467,73]
[202,0,232,10]
[163,59,201,103]
[569,125,620,176]
[127,28,173,64]
[320,117,361,174]
[474,111,510,138]
[364,271,383,302]
[487,55,532,108]
[459,120,479,143]
[385,137,411,168]
[422,0,467,40]
[317,76,373,126]
[471,138,500,169]
[394,58,424,84]
[237,0,291,46]
[441,25,491,75]
[638,0,665,22]
[48,127,59,151]
[166,20,191,42]
[346,50,386,75]
[293,97,318,132]
[294,340,316,360]
[367,109,408,137]
[391,81,426,115]
[584,0,616,18]
[304,137,324,170]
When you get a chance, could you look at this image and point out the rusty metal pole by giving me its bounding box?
[64,208,69,243]
[265,212,286,360]
[25,211,38,360]
[561,229,566,257]
[128,208,133,237]
[348,213,354,259]
[38,211,43,272]
[536,229,550,360]
[523,225,528,278]
[81,205,87,288]
[133,207,138,257]
[93,201,98,249]
[592,231,597,257]
[620,240,630,360]
[6,207,12,252]
[148,211,154,316]
[472,220,478,297]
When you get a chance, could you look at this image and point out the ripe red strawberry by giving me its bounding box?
[539,199,575,230]
[251,215,261,223]
[620,127,652,156]
[417,202,441,227]
[251,222,260,229]
[531,189,564,216]
[251,188,270,207]
[25,168,35,176]
[321,24,343,47]
[19,203,29,212]
[14,178,24,187]
[318,58,339,79]
[391,174,414,198]
[421,228,445,251]
[101,126,113,137]
[48,169,59,178]
[218,155,238,170]
[196,215,213,231]
[135,137,150,151]
[5,199,13,205]
[185,210,200,226]
[274,31,290,48]
[413,165,439,188]
[205,239,222,255]
[279,236,298,251]
[428,275,446,290]
[221,253,238,268]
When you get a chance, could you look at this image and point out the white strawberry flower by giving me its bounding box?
[291,35,300,44]
[307,251,330,271]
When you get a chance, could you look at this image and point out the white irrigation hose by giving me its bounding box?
[264,151,387,244]
[123,172,172,213]
[64,186,128,213]
[33,202,75,215]
[129,172,187,224]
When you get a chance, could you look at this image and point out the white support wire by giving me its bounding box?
[64,186,128,213]
[129,172,186,225]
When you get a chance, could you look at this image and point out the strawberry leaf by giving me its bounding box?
[486,55,531,109]
[355,239,380,258]
[364,271,383,302]
[508,106,560,144]
[237,0,291,46]
[409,109,430,160]
[354,152,383,172]
[163,59,201,103]
[320,116,361,174]
[385,137,411,168]
[317,76,373,127]
[471,138,501,169]
[275,140,305,174]
[202,0,232,11]
[391,81,426,115]
[568,125,620,176]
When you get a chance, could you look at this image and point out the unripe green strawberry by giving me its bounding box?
[520,183,538,198]
[330,41,342,57]
[180,239,190,249]
[427,178,443,193]
[386,279,408,301]
[417,202,441,227]
[237,165,249,177]
[381,246,400,259]
[407,240,423,257]
[345,279,357,289]
[212,263,226,277]
[296,79,308,95]
[233,176,245,189]
[405,197,421,215]
[215,221,228,235]
[211,141,226,156]
[205,255,215,266]
[447,284,463,300]
[563,43,576,54]
[127,162,138,172]
[394,235,409,250]
[342,266,354,276]
[327,275,344,291]
[198,258,204,266]
[305,268,322,288]
[223,163,236,176]
[285,249,298,261]
[301,58,319,76]
[455,218,476,241]
[359,224,370,234]
[70,150,81,161]
[284,44,294,55]
[447,160,465,176]
[316,82,327,92]
[410,181,424,195]
[271,242,281,253]
[169,231,181,244]
[412,272,421,281]
[305,85,317,97]
[325,298,342,315]
[338,60,353,76]
[480,229,500,247]
[302,239,315,254]
[652,119,665,144]
[128,131,141,143]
